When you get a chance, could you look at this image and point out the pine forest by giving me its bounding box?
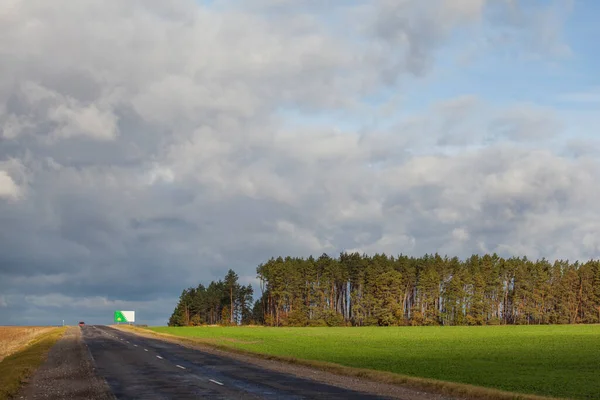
[168,252,600,327]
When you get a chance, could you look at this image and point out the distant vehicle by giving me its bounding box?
[78,321,85,327]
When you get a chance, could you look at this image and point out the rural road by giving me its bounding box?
[81,325,393,399]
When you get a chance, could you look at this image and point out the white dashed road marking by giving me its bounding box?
[209,379,224,386]
[106,329,206,381]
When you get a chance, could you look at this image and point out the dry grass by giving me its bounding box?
[117,325,562,400]
[0,327,55,362]
[0,327,66,400]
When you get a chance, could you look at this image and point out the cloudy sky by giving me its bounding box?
[1,0,599,326]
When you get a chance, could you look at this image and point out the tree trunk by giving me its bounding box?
[230,286,234,324]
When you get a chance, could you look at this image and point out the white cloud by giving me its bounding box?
[49,101,118,141]
[443,0,486,21]
[0,171,20,200]
[0,0,591,325]
[452,227,470,242]
[0,82,119,141]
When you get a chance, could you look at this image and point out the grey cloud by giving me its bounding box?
[564,139,600,158]
[362,0,489,79]
[0,293,175,326]
[374,147,600,260]
[484,0,572,58]
[434,95,482,146]
[0,0,587,326]
[488,104,563,142]
[377,97,563,149]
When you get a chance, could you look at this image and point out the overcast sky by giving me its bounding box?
[1,0,599,326]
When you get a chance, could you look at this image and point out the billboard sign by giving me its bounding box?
[114,310,135,323]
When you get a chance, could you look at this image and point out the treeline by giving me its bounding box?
[256,253,600,326]
[168,269,254,326]
[169,252,600,327]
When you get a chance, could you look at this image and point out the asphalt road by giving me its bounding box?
[83,325,393,400]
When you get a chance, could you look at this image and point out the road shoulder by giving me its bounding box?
[18,327,114,400]
[0,328,64,400]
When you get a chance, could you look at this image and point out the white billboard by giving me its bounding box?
[114,310,135,323]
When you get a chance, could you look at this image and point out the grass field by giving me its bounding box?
[0,327,65,400]
[148,325,600,400]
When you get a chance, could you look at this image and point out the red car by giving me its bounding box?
[78,321,85,327]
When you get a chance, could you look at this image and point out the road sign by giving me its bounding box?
[114,310,135,323]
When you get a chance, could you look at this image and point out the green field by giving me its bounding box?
[149,325,600,399]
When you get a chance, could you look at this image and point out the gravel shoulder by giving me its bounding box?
[115,326,458,400]
[18,327,114,400]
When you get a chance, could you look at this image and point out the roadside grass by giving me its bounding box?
[140,325,600,400]
[0,327,55,362]
[0,327,66,400]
